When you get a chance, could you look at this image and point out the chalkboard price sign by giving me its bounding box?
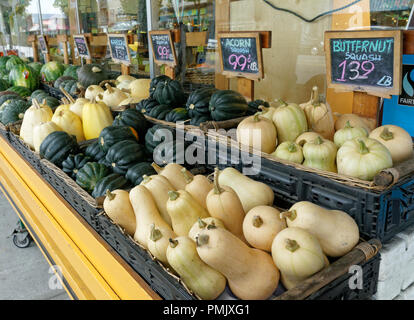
[149,31,177,67]
[325,30,403,96]
[217,32,264,80]
[108,34,131,65]
[73,35,91,59]
[38,35,48,54]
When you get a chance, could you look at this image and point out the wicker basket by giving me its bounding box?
[185,68,215,85]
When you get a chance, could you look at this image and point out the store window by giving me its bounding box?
[0,0,40,59]
[370,0,414,29]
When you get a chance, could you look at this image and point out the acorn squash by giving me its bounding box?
[112,108,148,140]
[137,98,159,114]
[91,173,131,198]
[164,108,189,123]
[39,131,79,167]
[149,75,170,98]
[144,125,174,153]
[147,104,172,120]
[186,87,217,118]
[62,154,92,179]
[125,162,157,186]
[209,90,248,121]
[153,79,185,107]
[99,125,138,153]
[85,142,106,162]
[105,140,146,175]
[77,64,108,88]
[1,100,30,125]
[76,162,111,193]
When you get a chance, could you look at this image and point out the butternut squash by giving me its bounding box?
[140,174,175,226]
[205,168,246,241]
[152,163,191,190]
[196,226,280,300]
[147,224,177,266]
[129,185,172,249]
[166,190,210,236]
[218,167,274,213]
[103,190,136,236]
[271,227,328,288]
[242,206,286,252]
[182,168,213,209]
[166,236,226,300]
[281,201,359,257]
[188,217,226,242]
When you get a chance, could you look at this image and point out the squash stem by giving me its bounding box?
[253,114,261,122]
[142,175,151,184]
[380,127,394,141]
[198,218,207,229]
[315,136,324,145]
[196,234,209,247]
[105,189,116,201]
[344,121,353,129]
[280,210,297,221]
[150,224,163,242]
[169,238,178,248]
[105,83,113,93]
[288,143,297,153]
[168,191,179,201]
[278,99,288,107]
[213,167,223,194]
[252,215,263,228]
[207,222,217,230]
[151,162,162,174]
[357,139,370,154]
[285,239,300,252]
[181,168,193,184]
[32,98,40,109]
[310,86,319,105]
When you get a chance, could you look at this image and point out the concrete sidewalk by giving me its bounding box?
[0,191,70,300]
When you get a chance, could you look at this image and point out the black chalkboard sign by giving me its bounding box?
[73,35,91,59]
[325,30,403,96]
[38,35,48,54]
[217,32,264,80]
[108,34,131,65]
[149,30,177,67]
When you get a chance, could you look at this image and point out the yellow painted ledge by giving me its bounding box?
[0,135,159,300]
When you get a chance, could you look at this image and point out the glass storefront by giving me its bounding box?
[0,0,413,99]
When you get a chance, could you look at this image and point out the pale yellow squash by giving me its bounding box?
[182,168,213,209]
[129,185,172,249]
[147,224,177,266]
[281,201,359,257]
[242,206,286,252]
[32,121,61,153]
[166,236,226,300]
[82,100,114,140]
[103,190,136,236]
[52,110,85,142]
[152,163,191,190]
[188,217,226,242]
[196,226,280,300]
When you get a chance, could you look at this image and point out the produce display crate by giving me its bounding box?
[205,137,414,242]
[0,123,9,141]
[39,82,66,100]
[96,203,381,300]
[7,131,43,173]
[40,158,101,230]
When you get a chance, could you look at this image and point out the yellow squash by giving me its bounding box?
[82,99,114,140]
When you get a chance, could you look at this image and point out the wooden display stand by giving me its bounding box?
[27,35,39,63]
[57,35,70,65]
[38,35,50,63]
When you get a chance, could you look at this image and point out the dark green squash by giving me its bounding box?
[209,90,248,121]
[77,64,108,88]
[137,98,159,114]
[144,125,174,154]
[186,87,217,118]
[247,99,270,116]
[0,94,22,108]
[153,79,185,107]
[76,162,111,193]
[147,104,172,120]
[125,162,157,186]
[99,125,138,153]
[60,79,79,95]
[62,154,92,179]
[39,131,79,167]
[1,100,30,125]
[0,79,9,91]
[149,75,171,98]
[30,89,47,101]
[153,140,187,166]
[190,114,212,126]
[91,173,131,198]
[54,76,76,89]
[112,109,148,141]
[165,108,190,123]
[84,142,106,162]
[105,140,146,175]
[40,96,60,110]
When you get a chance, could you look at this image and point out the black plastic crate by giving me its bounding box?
[306,253,380,300]
[97,214,194,300]
[8,132,43,173]
[206,142,414,242]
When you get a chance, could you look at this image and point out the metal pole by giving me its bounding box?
[37,0,44,34]
[75,0,81,33]
[146,0,155,79]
